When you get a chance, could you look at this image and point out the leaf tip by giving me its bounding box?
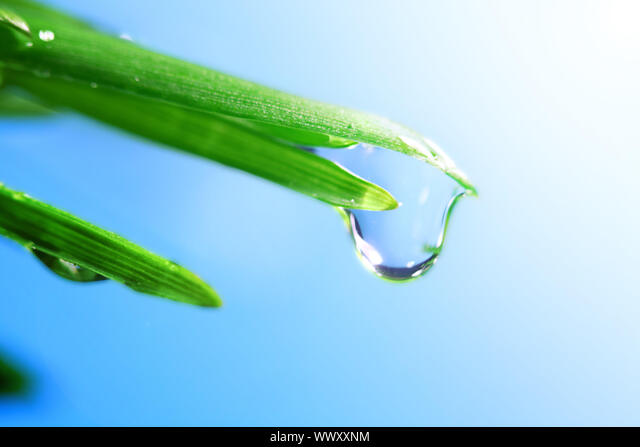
[353,184,399,211]
[369,182,400,211]
[204,292,223,308]
[190,281,223,308]
[380,195,400,211]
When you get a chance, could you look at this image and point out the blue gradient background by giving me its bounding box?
[1,0,639,426]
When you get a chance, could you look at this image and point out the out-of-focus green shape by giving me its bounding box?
[0,183,222,307]
[0,353,28,396]
[0,88,52,115]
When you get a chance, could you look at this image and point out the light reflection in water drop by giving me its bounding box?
[31,248,108,283]
[37,30,55,42]
[314,144,467,281]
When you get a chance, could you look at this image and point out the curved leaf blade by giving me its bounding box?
[10,73,398,211]
[0,0,475,194]
[0,183,221,307]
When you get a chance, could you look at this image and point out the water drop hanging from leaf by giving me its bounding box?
[31,248,107,282]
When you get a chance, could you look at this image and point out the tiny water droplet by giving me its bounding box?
[38,30,55,42]
[31,248,108,282]
[90,82,98,89]
[314,144,467,281]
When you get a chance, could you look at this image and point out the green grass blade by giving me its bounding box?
[8,73,397,211]
[0,183,222,307]
[0,0,475,194]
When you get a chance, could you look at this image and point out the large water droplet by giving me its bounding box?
[31,249,107,282]
[314,144,467,281]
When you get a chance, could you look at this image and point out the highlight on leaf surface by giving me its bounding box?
[0,6,30,37]
[0,183,221,307]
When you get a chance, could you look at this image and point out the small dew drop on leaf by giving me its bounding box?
[31,248,108,283]
[37,30,55,42]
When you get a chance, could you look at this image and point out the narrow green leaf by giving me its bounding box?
[0,183,221,307]
[8,73,398,211]
[0,0,476,195]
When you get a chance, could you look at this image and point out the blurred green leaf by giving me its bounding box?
[0,352,28,396]
[0,87,52,115]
